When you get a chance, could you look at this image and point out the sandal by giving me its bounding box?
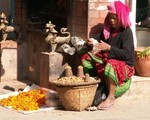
[97,101,114,110]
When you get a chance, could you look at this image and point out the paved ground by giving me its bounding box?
[0,80,150,120]
[0,98,150,120]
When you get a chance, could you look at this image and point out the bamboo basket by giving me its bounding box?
[50,77,100,111]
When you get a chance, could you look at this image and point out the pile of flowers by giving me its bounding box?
[0,90,45,111]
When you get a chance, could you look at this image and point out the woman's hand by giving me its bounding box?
[93,40,111,52]
[87,38,98,45]
[86,39,111,54]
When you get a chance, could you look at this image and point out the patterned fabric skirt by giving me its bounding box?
[80,51,135,97]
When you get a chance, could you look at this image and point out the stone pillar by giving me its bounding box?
[0,41,17,82]
[40,52,68,88]
[129,0,137,47]
[40,52,80,89]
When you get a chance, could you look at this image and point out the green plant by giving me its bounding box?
[137,47,150,59]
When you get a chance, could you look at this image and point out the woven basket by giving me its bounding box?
[50,78,100,111]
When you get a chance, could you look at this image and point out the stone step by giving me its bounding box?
[119,75,150,100]
[0,80,33,95]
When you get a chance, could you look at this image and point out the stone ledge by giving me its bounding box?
[136,26,150,31]
[132,75,150,81]
[118,75,150,101]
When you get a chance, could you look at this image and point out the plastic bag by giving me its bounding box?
[92,83,107,106]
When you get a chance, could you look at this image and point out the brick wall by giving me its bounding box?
[68,0,110,40]
[68,0,88,40]
[60,0,128,40]
[88,0,110,38]
[14,0,27,40]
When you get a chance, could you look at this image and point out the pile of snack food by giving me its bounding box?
[54,76,85,84]
[0,90,45,111]
[53,76,97,84]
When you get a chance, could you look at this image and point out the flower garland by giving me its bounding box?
[0,90,45,111]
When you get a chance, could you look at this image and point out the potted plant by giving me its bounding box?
[134,47,150,77]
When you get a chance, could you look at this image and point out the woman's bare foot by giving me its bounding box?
[97,97,115,110]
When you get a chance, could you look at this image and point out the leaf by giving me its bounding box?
[137,47,150,59]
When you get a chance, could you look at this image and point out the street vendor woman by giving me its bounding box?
[79,1,135,110]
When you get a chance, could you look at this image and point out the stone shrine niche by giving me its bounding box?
[27,0,68,30]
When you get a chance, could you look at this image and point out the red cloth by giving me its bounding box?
[103,1,131,40]
[94,52,134,86]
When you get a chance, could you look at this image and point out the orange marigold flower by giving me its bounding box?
[0,90,45,111]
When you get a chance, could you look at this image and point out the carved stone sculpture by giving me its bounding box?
[45,21,71,52]
[0,13,22,42]
[0,13,14,41]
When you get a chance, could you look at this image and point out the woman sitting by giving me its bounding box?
[79,1,135,110]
